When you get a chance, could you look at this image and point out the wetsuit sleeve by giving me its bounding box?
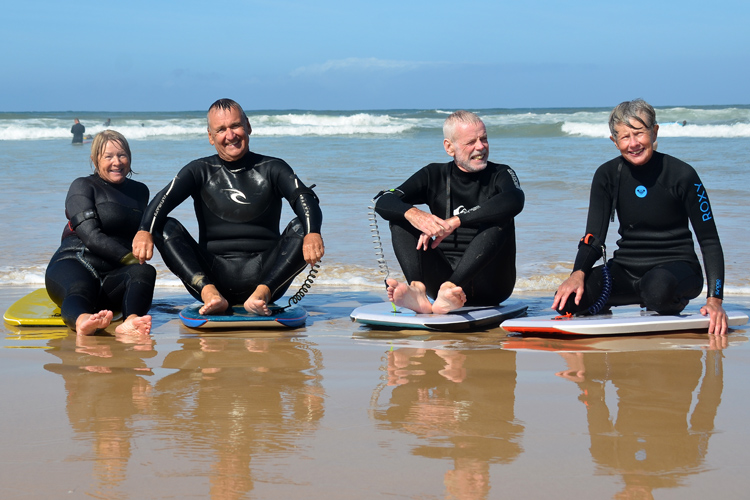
[573,164,613,273]
[139,163,201,234]
[456,167,524,227]
[683,172,725,299]
[373,167,431,221]
[66,178,132,263]
[273,163,323,234]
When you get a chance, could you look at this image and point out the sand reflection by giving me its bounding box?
[41,332,324,500]
[556,347,724,499]
[43,333,156,500]
[154,337,324,499]
[370,347,522,500]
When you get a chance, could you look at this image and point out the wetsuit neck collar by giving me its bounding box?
[451,160,489,176]
[621,151,662,169]
[221,151,256,171]
[93,173,128,187]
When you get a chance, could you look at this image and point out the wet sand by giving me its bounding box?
[2,285,750,500]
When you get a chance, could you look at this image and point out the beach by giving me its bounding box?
[3,286,750,499]
[2,106,750,498]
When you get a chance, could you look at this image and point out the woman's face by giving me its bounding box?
[610,116,659,167]
[96,140,131,184]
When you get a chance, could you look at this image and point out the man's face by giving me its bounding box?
[444,121,489,173]
[611,116,659,166]
[207,106,251,162]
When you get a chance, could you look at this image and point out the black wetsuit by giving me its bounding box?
[375,160,524,306]
[140,151,323,305]
[45,175,156,329]
[559,152,725,315]
[71,123,85,144]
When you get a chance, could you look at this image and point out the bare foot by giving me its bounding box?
[199,285,229,315]
[387,279,433,314]
[115,314,152,336]
[76,310,114,336]
[432,282,466,314]
[244,284,272,316]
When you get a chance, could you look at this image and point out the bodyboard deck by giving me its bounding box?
[179,303,308,329]
[3,288,122,327]
[350,301,527,331]
[501,309,749,336]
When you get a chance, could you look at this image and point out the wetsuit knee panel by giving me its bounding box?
[159,218,190,243]
[280,217,306,239]
[126,263,157,284]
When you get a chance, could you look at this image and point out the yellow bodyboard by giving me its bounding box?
[3,289,121,327]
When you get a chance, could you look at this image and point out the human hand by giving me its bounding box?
[701,297,728,335]
[303,233,325,265]
[406,209,460,250]
[552,270,586,312]
[132,230,154,264]
[429,216,461,248]
[405,208,449,239]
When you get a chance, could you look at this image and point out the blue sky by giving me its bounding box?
[2,0,748,111]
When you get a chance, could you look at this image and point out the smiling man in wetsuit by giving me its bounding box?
[132,98,324,316]
[375,110,524,314]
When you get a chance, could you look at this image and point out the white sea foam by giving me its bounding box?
[562,121,750,138]
[0,120,206,141]
[250,113,421,136]
[2,107,749,140]
[0,266,47,285]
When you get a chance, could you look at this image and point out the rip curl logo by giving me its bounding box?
[695,183,712,221]
[635,185,647,198]
[222,188,251,205]
[453,205,479,217]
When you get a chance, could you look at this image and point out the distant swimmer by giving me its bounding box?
[70,118,85,144]
[681,120,687,126]
[104,118,111,126]
[132,98,324,316]
[552,99,728,335]
[375,110,524,314]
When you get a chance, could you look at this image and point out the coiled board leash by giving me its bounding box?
[272,182,323,312]
[273,261,321,312]
[579,233,612,315]
[370,191,398,311]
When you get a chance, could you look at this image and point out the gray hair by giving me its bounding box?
[207,98,249,125]
[608,98,657,139]
[443,110,484,141]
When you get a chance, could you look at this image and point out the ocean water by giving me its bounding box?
[1,106,749,299]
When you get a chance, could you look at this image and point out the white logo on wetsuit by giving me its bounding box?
[222,188,251,205]
[453,205,479,216]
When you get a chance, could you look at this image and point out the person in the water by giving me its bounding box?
[70,118,85,144]
[133,98,324,316]
[552,98,728,335]
[46,130,155,335]
[375,110,524,314]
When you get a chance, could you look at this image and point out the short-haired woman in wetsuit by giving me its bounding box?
[552,99,728,335]
[45,130,156,335]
